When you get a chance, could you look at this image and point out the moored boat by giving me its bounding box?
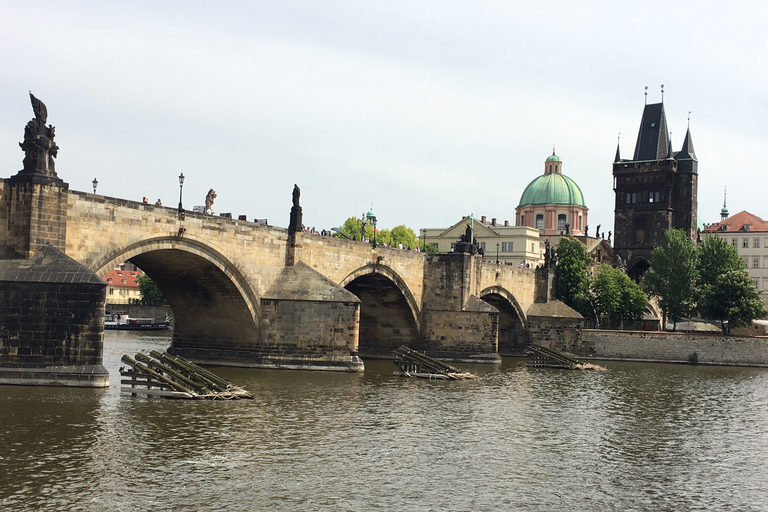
[105,313,171,331]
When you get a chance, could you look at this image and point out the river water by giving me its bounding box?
[2,330,768,511]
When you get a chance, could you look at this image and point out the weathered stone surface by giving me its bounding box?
[0,245,108,387]
[582,330,768,366]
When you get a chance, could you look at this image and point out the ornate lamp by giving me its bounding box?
[178,173,185,220]
[92,177,98,194]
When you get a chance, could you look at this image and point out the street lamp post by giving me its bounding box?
[178,173,185,220]
[496,242,500,264]
[360,213,367,242]
[92,177,98,194]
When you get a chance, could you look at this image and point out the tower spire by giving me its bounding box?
[721,186,729,221]
[661,84,665,103]
[615,133,621,162]
[644,86,648,105]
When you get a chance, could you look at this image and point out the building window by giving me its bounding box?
[649,191,660,203]
[634,217,646,243]
[502,242,513,252]
[754,258,760,269]
[535,215,544,229]
[520,215,525,226]
[109,289,114,295]
[755,238,760,248]
[480,242,486,251]
[732,238,738,248]
[744,257,749,268]
[632,192,637,203]
[743,238,749,248]
[626,193,631,203]
[557,214,566,230]
[755,280,760,289]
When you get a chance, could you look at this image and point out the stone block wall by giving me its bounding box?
[525,316,583,353]
[0,282,105,366]
[582,329,768,366]
[417,309,499,362]
[260,299,359,357]
[7,177,68,258]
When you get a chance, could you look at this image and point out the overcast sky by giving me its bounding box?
[1,1,766,237]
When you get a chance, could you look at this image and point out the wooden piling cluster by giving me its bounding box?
[120,350,253,399]
[526,344,605,371]
[393,346,475,380]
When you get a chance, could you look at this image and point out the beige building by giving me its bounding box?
[422,216,543,266]
[702,210,768,308]
[103,268,142,304]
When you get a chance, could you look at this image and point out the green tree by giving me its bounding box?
[643,229,698,330]
[334,216,374,242]
[555,236,592,317]
[137,273,165,306]
[697,236,766,334]
[390,225,419,249]
[590,264,648,329]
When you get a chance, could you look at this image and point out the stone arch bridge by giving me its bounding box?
[1,174,580,382]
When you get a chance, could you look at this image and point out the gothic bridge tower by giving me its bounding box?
[613,94,698,281]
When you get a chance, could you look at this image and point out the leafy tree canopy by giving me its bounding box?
[591,264,648,329]
[555,236,592,317]
[643,229,699,330]
[137,273,166,306]
[697,236,766,334]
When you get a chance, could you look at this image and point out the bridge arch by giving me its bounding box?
[340,264,421,358]
[92,235,261,349]
[480,286,527,355]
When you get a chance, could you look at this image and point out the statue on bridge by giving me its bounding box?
[19,93,58,176]
[205,189,217,214]
[292,184,301,208]
[289,184,303,234]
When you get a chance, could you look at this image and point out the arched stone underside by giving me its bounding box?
[627,257,651,283]
[92,237,260,350]
[480,287,526,356]
[342,267,420,358]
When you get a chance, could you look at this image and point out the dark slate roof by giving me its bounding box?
[464,295,498,313]
[633,102,669,161]
[262,261,360,302]
[526,299,584,319]
[0,245,105,285]
[676,127,697,161]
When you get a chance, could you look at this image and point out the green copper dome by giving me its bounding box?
[518,173,586,207]
[545,153,562,163]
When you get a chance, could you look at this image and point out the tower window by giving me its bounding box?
[634,217,646,243]
[535,215,544,229]
[558,215,566,230]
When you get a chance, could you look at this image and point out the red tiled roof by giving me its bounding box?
[703,210,768,234]
[102,268,141,288]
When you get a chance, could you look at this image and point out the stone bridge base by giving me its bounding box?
[0,364,109,387]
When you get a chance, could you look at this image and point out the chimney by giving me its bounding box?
[504,220,509,227]
[481,216,486,224]
[491,218,497,226]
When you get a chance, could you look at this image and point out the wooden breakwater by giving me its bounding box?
[393,346,475,379]
[120,350,253,399]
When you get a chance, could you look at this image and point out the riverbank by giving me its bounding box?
[581,329,768,367]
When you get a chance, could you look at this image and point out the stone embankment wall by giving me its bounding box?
[581,329,768,367]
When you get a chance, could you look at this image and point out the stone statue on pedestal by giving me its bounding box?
[19,93,58,176]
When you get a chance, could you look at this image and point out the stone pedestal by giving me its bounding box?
[0,246,108,387]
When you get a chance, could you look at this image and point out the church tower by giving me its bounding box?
[612,92,698,280]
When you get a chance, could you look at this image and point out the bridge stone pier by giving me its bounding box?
[0,96,581,387]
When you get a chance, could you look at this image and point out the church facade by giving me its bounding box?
[612,101,698,280]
